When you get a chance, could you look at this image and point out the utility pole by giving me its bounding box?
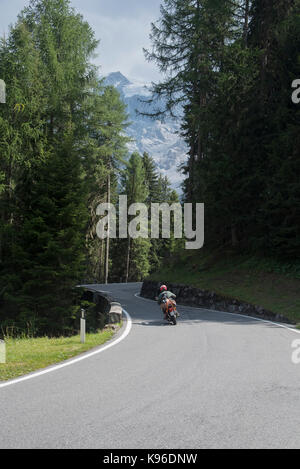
[105,165,111,285]
[0,80,5,265]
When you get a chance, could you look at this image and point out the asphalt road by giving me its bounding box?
[1,282,300,449]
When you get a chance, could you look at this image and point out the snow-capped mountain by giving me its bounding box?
[105,72,187,189]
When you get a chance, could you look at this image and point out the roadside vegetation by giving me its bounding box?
[0,326,120,381]
[145,0,300,325]
[149,249,300,325]
[0,0,179,337]
[1,1,299,344]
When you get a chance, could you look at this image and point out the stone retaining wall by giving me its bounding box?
[82,288,123,326]
[141,280,293,325]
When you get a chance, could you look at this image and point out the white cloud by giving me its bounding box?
[0,0,28,35]
[0,0,163,83]
[82,12,160,82]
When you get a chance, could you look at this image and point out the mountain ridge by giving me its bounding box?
[104,72,187,189]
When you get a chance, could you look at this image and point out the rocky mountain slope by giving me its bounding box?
[105,72,187,189]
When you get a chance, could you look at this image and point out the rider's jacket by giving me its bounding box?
[157,291,176,304]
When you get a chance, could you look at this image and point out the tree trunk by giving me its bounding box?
[231,225,238,247]
[125,237,131,283]
[0,155,13,264]
[99,238,105,283]
[243,0,250,48]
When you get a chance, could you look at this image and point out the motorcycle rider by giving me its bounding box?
[157,285,177,321]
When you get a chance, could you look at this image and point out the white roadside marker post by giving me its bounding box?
[0,340,5,364]
[0,79,6,104]
[80,309,86,344]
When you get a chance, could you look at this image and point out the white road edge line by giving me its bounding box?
[0,309,132,389]
[135,293,300,335]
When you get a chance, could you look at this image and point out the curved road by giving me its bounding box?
[0,282,300,449]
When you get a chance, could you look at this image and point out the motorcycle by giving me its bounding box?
[164,298,178,325]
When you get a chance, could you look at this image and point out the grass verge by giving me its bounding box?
[0,326,119,382]
[149,249,300,325]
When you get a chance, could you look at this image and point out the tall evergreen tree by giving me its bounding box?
[0,0,101,334]
[122,153,150,282]
[146,0,300,260]
[83,84,129,284]
[252,0,300,257]
[142,152,159,204]
[145,0,238,201]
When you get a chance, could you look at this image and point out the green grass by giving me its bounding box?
[0,327,118,382]
[149,249,300,325]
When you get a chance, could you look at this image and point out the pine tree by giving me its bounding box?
[145,0,238,201]
[142,152,159,204]
[0,20,50,331]
[79,80,129,283]
[0,0,101,334]
[252,0,300,258]
[122,153,150,282]
[88,85,129,283]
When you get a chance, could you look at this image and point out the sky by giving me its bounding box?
[0,0,163,83]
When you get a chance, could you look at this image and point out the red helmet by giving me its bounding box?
[160,285,167,292]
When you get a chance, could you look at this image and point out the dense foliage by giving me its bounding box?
[145,0,300,259]
[0,0,179,335]
[2,0,298,336]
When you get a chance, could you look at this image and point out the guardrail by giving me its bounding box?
[80,287,123,326]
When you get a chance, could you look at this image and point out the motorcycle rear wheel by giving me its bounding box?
[170,315,177,325]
